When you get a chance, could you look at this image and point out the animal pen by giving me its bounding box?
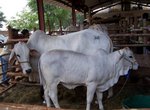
[0,0,150,110]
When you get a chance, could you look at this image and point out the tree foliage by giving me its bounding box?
[8,0,84,31]
[8,9,38,30]
[28,0,72,30]
[0,7,6,28]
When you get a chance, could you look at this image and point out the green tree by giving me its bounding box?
[28,0,72,31]
[8,0,84,31]
[8,9,38,30]
[0,7,6,28]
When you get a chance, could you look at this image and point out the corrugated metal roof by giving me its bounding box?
[44,0,150,13]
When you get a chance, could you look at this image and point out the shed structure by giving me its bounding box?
[36,0,150,68]
[36,0,150,31]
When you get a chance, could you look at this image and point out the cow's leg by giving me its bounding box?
[40,85,45,103]
[96,89,104,110]
[44,85,52,107]
[107,87,113,98]
[86,83,97,110]
[49,83,60,108]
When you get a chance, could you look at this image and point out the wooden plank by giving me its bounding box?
[0,38,28,46]
[7,72,28,77]
[7,38,28,42]
[10,81,40,86]
[113,108,150,110]
[114,44,150,47]
[110,33,150,37]
[0,103,74,110]
[0,84,16,95]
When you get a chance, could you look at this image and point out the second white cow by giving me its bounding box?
[38,47,138,110]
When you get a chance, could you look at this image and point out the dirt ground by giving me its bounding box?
[0,68,150,110]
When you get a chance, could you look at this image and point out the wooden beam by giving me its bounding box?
[72,5,76,26]
[0,84,16,95]
[114,44,150,47]
[110,33,150,37]
[10,81,40,86]
[92,2,121,15]
[55,0,72,7]
[90,0,111,9]
[0,103,75,110]
[37,0,45,31]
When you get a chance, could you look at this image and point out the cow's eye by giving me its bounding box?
[16,54,20,58]
[129,56,133,58]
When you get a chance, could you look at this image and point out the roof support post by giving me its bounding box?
[72,2,76,26]
[121,0,131,11]
[84,10,87,19]
[37,0,45,31]
[88,8,92,25]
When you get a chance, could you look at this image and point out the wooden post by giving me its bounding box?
[47,19,51,35]
[84,10,86,19]
[7,26,13,39]
[121,0,131,11]
[59,19,63,35]
[88,8,92,25]
[134,16,138,28]
[7,26,14,49]
[72,6,76,26]
[143,18,148,53]
[36,0,45,31]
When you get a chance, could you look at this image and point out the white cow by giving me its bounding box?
[27,24,112,70]
[9,42,32,74]
[38,47,138,110]
[8,42,40,83]
[27,24,113,83]
[27,24,113,55]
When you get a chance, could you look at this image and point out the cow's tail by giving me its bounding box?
[108,36,113,53]
[38,58,44,85]
[110,39,113,52]
[38,58,46,102]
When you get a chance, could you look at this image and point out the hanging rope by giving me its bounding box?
[103,69,131,103]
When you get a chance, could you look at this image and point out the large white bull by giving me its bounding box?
[27,24,112,83]
[9,24,115,103]
[27,25,112,55]
[38,47,138,110]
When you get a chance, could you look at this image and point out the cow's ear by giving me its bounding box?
[30,49,40,57]
[9,49,16,64]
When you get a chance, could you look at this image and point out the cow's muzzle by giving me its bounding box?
[132,62,138,70]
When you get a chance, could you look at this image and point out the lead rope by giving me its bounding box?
[103,69,131,103]
[19,61,30,64]
[97,50,132,103]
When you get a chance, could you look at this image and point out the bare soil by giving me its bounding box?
[0,68,150,110]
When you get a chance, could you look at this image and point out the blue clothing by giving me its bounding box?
[0,56,8,82]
